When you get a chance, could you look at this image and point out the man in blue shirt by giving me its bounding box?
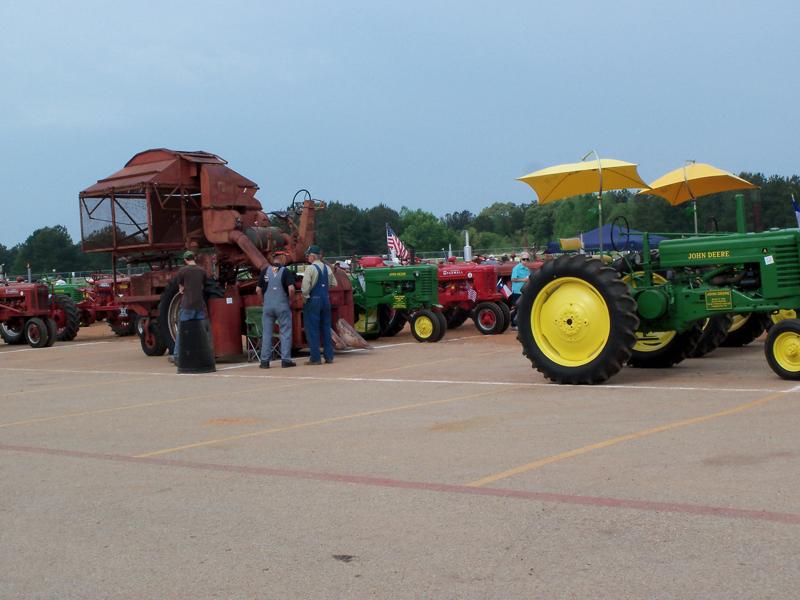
[510,252,535,329]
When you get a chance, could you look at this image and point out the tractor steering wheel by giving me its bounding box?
[291,189,312,210]
[610,215,631,252]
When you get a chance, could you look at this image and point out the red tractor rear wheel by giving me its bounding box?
[473,302,505,335]
[52,294,80,341]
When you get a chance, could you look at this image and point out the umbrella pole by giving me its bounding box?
[693,201,699,234]
[597,193,603,254]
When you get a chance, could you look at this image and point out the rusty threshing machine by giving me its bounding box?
[79,149,354,359]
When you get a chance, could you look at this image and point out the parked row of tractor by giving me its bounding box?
[348,258,517,343]
[0,276,136,348]
[4,148,797,386]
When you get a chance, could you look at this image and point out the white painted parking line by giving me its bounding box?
[0,365,796,394]
[0,341,110,355]
[218,363,256,370]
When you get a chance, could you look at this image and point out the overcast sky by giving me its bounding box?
[1,0,798,246]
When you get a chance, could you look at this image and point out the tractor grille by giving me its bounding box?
[418,273,434,297]
[773,244,800,288]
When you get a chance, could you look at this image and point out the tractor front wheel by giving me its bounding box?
[44,318,57,347]
[0,320,25,345]
[496,302,512,333]
[25,317,50,348]
[432,311,447,342]
[473,302,505,335]
[139,318,167,356]
[765,319,800,380]
[410,309,443,343]
[110,314,138,337]
[517,254,639,384]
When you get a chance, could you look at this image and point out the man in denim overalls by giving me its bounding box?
[301,245,337,365]
[256,250,296,369]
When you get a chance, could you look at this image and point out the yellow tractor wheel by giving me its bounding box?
[517,254,638,384]
[765,319,800,380]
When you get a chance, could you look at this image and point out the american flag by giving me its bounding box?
[386,224,410,261]
[496,278,512,299]
[466,284,477,302]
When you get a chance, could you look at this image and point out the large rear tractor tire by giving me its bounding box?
[721,313,769,347]
[443,307,470,330]
[627,323,704,368]
[52,294,80,341]
[765,319,800,380]
[158,278,182,355]
[473,302,505,335]
[139,318,167,356]
[379,306,407,337]
[517,254,639,384]
[24,317,50,348]
[687,314,733,358]
[0,320,25,345]
[410,309,443,343]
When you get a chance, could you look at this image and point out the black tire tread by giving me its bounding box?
[628,323,704,368]
[687,314,733,358]
[54,294,80,341]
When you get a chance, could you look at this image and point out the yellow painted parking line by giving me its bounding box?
[2,376,151,398]
[466,390,788,488]
[0,381,308,429]
[136,385,526,458]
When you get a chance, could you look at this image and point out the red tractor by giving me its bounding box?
[80,276,138,336]
[78,149,355,359]
[0,281,58,348]
[437,262,512,334]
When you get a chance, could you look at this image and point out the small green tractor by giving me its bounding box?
[518,202,800,383]
[350,259,445,342]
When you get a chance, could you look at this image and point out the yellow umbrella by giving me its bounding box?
[517,151,650,252]
[639,161,758,232]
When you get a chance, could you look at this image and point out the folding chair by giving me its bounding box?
[244,306,280,363]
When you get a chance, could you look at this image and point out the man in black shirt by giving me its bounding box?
[170,251,208,363]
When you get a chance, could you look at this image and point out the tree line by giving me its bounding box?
[3,172,799,275]
[313,172,800,255]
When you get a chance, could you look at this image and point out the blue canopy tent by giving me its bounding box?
[545,224,666,253]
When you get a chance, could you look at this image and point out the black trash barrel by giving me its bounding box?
[177,319,216,374]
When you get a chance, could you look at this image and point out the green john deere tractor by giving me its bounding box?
[350,261,445,342]
[517,202,800,383]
